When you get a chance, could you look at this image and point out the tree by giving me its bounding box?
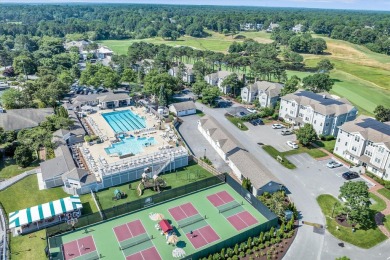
[201,86,220,105]
[221,73,243,97]
[14,145,34,168]
[0,88,24,109]
[242,177,252,192]
[13,55,36,75]
[296,123,317,146]
[373,105,390,122]
[339,181,372,228]
[144,72,179,97]
[281,76,300,96]
[121,69,137,83]
[302,73,334,93]
[192,80,209,96]
[335,257,351,260]
[158,85,168,107]
[316,59,334,73]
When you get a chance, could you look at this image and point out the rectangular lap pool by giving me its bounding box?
[105,136,157,156]
[102,110,146,133]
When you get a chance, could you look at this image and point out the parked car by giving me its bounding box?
[281,129,293,135]
[286,141,298,149]
[250,119,264,126]
[326,160,343,168]
[342,171,359,180]
[250,120,258,126]
[272,123,284,129]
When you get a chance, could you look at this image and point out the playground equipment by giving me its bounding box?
[113,189,127,200]
[137,168,167,196]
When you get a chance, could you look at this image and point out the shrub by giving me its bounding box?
[259,243,265,249]
[265,241,270,247]
[232,256,239,260]
[239,251,245,258]
[246,248,252,255]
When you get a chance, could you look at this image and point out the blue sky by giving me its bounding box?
[3,0,390,11]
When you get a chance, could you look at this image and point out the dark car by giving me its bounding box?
[250,120,258,126]
[342,171,359,180]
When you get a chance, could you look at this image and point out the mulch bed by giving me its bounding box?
[335,214,354,228]
[241,221,299,260]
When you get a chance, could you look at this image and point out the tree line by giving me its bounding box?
[0,4,389,54]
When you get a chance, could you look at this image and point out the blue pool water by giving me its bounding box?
[102,110,146,133]
[105,136,156,156]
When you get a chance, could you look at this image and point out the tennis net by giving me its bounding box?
[119,234,150,251]
[218,201,241,213]
[177,214,204,229]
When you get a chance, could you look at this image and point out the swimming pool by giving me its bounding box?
[105,136,156,156]
[102,110,146,133]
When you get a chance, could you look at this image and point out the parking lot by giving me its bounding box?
[286,153,373,198]
[245,123,297,152]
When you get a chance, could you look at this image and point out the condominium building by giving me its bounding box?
[334,116,390,180]
[279,90,358,136]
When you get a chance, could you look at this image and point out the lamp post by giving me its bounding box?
[204,148,206,159]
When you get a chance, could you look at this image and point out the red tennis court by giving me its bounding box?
[227,211,259,231]
[62,236,97,260]
[168,202,198,221]
[185,225,220,249]
[113,219,146,242]
[126,246,161,260]
[207,191,234,207]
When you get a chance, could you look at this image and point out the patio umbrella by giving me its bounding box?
[168,235,179,245]
[172,248,185,258]
[142,172,148,178]
[149,213,165,221]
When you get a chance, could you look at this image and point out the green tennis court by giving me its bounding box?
[48,183,273,259]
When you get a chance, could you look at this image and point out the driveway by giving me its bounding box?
[176,114,231,173]
[179,100,390,260]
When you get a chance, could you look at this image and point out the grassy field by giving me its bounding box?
[384,216,390,233]
[99,30,272,54]
[378,188,390,200]
[0,175,97,215]
[313,140,336,153]
[317,194,387,248]
[10,229,47,260]
[96,162,213,210]
[369,193,387,212]
[101,30,389,116]
[0,158,38,179]
[262,145,296,169]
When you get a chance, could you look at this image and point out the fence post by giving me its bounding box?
[90,190,105,220]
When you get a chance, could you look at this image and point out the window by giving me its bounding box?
[375,158,380,163]
[285,108,287,111]
[305,117,309,121]
[355,136,360,142]
[338,138,340,142]
[326,122,329,126]
[280,106,283,109]
[352,146,357,152]
[379,147,385,153]
[292,103,295,107]
[298,113,303,117]
[335,147,338,151]
[314,120,317,124]
[320,123,323,127]
[290,111,294,115]
[345,142,348,146]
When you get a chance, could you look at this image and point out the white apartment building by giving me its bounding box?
[241,81,283,108]
[279,90,358,136]
[334,116,390,180]
[204,71,233,94]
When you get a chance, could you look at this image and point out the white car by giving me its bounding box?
[326,160,343,168]
[286,141,299,149]
[272,124,284,129]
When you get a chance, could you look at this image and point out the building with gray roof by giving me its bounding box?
[279,90,357,136]
[335,116,390,180]
[0,108,54,131]
[198,115,282,195]
[169,101,196,117]
[241,81,284,107]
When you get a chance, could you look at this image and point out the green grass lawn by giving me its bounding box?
[96,162,213,210]
[317,194,387,248]
[0,175,97,215]
[196,109,205,117]
[313,140,336,153]
[225,115,248,131]
[262,145,296,169]
[378,188,390,200]
[0,158,38,179]
[369,193,387,212]
[10,229,47,260]
[283,145,328,159]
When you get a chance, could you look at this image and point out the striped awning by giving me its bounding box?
[8,195,82,229]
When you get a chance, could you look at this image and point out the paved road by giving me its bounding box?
[185,101,390,260]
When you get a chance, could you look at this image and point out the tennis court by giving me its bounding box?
[62,235,99,260]
[207,191,259,231]
[48,184,271,259]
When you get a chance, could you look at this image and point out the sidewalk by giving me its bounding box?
[0,168,37,191]
[364,174,390,238]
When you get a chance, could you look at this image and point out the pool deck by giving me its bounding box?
[85,107,174,165]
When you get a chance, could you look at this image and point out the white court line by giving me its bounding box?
[75,239,82,258]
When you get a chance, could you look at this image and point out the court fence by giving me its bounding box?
[46,175,223,238]
[0,203,9,260]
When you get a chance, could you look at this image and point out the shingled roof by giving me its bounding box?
[339,116,390,148]
[170,101,196,112]
[199,115,280,189]
[0,108,54,131]
[281,90,355,116]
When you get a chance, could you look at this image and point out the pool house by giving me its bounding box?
[97,93,131,109]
